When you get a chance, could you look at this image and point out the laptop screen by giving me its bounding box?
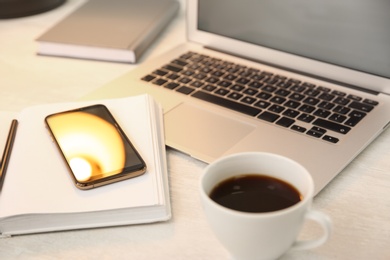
[198,0,390,79]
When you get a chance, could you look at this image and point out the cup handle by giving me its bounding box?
[290,210,332,251]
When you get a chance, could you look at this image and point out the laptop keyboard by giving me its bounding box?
[141,51,379,144]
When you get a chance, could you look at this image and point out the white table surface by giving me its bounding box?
[1,1,389,259]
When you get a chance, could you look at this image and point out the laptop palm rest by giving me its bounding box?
[164,103,256,162]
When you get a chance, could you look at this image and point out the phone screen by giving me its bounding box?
[45,104,146,189]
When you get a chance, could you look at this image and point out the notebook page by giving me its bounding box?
[0,95,162,217]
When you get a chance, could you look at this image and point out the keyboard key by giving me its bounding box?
[200,67,213,74]
[228,92,243,100]
[231,84,245,92]
[212,70,225,77]
[237,77,250,85]
[347,94,362,101]
[243,88,259,96]
[179,77,192,84]
[254,100,271,109]
[191,81,204,88]
[194,73,207,80]
[248,81,264,89]
[311,126,327,134]
[262,85,277,93]
[206,77,219,84]
[225,74,238,81]
[345,110,366,126]
[163,64,182,73]
[227,67,240,74]
[297,113,315,123]
[275,89,291,97]
[331,90,346,97]
[188,63,201,70]
[153,78,167,86]
[153,69,168,76]
[203,84,217,92]
[141,74,155,82]
[252,74,266,81]
[283,109,300,118]
[291,125,306,133]
[165,82,179,90]
[304,89,320,97]
[261,71,274,77]
[270,96,286,104]
[192,91,261,116]
[313,108,331,118]
[303,82,316,88]
[181,70,195,77]
[349,101,374,112]
[274,75,287,81]
[290,93,305,101]
[218,80,232,88]
[313,118,351,134]
[171,59,188,67]
[363,99,379,106]
[177,86,195,95]
[290,85,306,92]
[276,117,295,127]
[306,130,324,138]
[167,73,180,80]
[322,135,339,143]
[180,52,194,59]
[257,92,272,100]
[285,100,300,109]
[288,78,301,85]
[349,110,366,119]
[299,104,315,113]
[318,93,335,101]
[268,104,285,113]
[242,96,257,105]
[333,105,351,114]
[258,111,280,122]
[303,97,320,106]
[264,77,279,85]
[329,113,347,123]
[215,88,230,96]
[276,81,292,89]
[317,86,331,92]
[239,70,253,78]
[318,101,335,110]
[334,97,350,106]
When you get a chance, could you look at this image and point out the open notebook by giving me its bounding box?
[0,95,170,237]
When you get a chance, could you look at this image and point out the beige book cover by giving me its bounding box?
[37,0,179,63]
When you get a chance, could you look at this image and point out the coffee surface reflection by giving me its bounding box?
[210,174,302,213]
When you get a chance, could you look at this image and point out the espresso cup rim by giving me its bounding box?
[200,152,314,218]
[200,186,312,218]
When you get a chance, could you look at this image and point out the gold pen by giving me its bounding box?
[0,119,18,192]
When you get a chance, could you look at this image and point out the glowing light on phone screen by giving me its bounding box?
[69,157,93,181]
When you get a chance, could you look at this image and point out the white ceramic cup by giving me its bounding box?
[200,152,332,260]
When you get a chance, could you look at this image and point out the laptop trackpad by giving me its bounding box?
[164,103,256,161]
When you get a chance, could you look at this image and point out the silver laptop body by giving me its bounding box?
[85,0,390,194]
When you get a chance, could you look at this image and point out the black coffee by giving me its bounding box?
[209,174,302,213]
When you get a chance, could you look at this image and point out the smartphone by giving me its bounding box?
[45,104,147,190]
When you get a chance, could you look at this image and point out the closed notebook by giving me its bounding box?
[0,95,170,237]
[36,0,179,63]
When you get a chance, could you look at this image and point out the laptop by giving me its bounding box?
[85,0,390,194]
